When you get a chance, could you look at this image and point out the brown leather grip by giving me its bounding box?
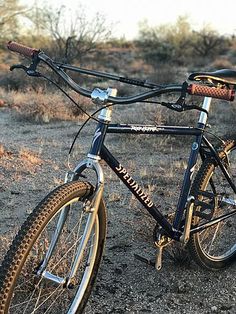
[7,41,40,58]
[188,84,235,101]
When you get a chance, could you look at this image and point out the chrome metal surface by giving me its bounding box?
[97,88,117,122]
[91,88,109,105]
[87,153,101,161]
[67,216,99,313]
[37,198,79,276]
[198,97,212,125]
[66,159,104,285]
[41,270,66,285]
[221,196,236,207]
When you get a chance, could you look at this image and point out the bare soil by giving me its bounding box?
[0,103,235,314]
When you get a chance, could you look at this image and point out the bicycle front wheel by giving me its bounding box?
[188,139,236,270]
[0,181,107,314]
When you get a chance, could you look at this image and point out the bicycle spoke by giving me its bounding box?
[43,289,65,314]
[32,285,64,313]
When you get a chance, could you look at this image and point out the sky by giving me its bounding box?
[21,0,236,39]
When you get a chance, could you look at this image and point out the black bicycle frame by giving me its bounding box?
[92,121,236,241]
[85,110,236,242]
[89,123,203,240]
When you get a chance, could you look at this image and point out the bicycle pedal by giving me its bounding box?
[134,254,155,267]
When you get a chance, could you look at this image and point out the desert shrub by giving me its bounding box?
[137,16,232,71]
[227,41,236,64]
[191,29,230,59]
[137,17,193,67]
[0,70,38,90]
[0,88,92,122]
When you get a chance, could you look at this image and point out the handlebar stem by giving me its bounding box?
[91,88,110,105]
[97,88,118,122]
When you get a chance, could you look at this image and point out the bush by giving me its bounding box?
[0,88,93,122]
[137,16,233,70]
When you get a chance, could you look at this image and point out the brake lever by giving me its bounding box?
[161,101,208,114]
[10,64,28,72]
[161,102,185,112]
[10,63,41,77]
[161,82,208,114]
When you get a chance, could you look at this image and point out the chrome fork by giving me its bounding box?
[36,158,104,286]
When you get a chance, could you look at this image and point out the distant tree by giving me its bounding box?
[137,16,232,69]
[28,5,112,64]
[138,16,193,66]
[138,19,175,65]
[191,27,230,58]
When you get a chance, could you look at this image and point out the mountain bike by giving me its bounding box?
[0,41,236,314]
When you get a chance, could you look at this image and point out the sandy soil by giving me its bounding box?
[0,105,235,314]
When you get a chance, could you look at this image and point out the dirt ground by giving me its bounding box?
[0,103,236,314]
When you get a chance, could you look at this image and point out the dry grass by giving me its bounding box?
[0,88,92,122]
[0,145,44,180]
[0,144,4,157]
[209,57,234,70]
[19,148,43,166]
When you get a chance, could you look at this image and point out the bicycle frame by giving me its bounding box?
[75,94,236,238]
[37,94,236,286]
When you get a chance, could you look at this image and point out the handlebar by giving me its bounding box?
[6,41,235,104]
[188,84,235,101]
[7,41,40,58]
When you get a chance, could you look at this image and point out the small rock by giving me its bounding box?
[211,305,218,312]
[114,267,123,275]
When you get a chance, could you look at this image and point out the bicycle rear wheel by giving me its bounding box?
[0,181,107,314]
[188,139,236,269]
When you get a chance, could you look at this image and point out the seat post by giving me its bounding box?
[198,97,212,126]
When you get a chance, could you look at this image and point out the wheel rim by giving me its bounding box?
[196,148,236,261]
[8,198,99,314]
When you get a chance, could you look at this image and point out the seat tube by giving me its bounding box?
[173,97,212,230]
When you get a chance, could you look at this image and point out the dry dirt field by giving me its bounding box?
[0,98,236,313]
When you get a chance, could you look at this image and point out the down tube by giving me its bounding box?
[100,145,177,239]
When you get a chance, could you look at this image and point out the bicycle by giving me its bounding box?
[0,41,236,314]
